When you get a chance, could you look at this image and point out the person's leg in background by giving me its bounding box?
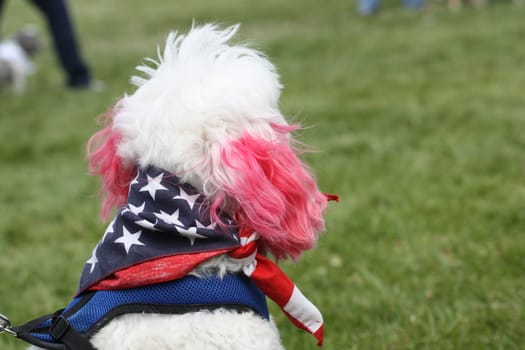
[0,0,6,38]
[404,0,425,9]
[357,0,380,16]
[29,0,92,88]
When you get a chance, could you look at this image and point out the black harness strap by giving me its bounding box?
[13,312,65,350]
[50,315,96,350]
[14,310,95,350]
[12,294,97,350]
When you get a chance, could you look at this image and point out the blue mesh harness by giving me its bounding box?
[13,274,269,350]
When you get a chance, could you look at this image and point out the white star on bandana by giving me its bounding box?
[154,209,184,227]
[173,187,201,210]
[139,173,168,200]
[114,227,145,253]
[196,219,216,230]
[86,246,99,274]
[134,218,159,231]
[126,202,146,215]
[122,202,160,231]
[177,226,208,246]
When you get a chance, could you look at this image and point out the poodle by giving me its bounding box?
[3,23,335,350]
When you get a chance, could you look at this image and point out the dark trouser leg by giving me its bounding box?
[29,0,91,87]
[0,0,6,38]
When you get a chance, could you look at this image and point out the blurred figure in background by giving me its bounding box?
[0,26,40,94]
[357,0,426,16]
[448,0,487,11]
[0,0,100,90]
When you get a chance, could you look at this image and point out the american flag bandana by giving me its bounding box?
[78,166,324,345]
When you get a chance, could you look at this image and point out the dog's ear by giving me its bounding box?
[87,109,137,220]
[208,124,327,260]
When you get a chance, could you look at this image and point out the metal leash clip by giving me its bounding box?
[0,313,17,336]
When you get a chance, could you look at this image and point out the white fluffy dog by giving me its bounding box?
[17,23,334,350]
[0,27,40,94]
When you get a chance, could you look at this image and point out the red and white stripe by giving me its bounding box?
[231,231,324,346]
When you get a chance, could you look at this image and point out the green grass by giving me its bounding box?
[1,0,524,349]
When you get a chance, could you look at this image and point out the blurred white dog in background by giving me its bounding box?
[0,26,40,94]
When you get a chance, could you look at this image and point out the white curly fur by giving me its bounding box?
[91,311,284,350]
[29,310,284,350]
[113,23,287,194]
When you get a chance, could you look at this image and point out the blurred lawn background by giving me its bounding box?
[1,0,524,349]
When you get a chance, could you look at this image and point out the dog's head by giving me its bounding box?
[88,24,327,260]
[15,26,40,57]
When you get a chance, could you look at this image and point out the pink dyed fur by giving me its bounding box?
[87,113,326,260]
[211,126,327,260]
[87,112,137,220]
